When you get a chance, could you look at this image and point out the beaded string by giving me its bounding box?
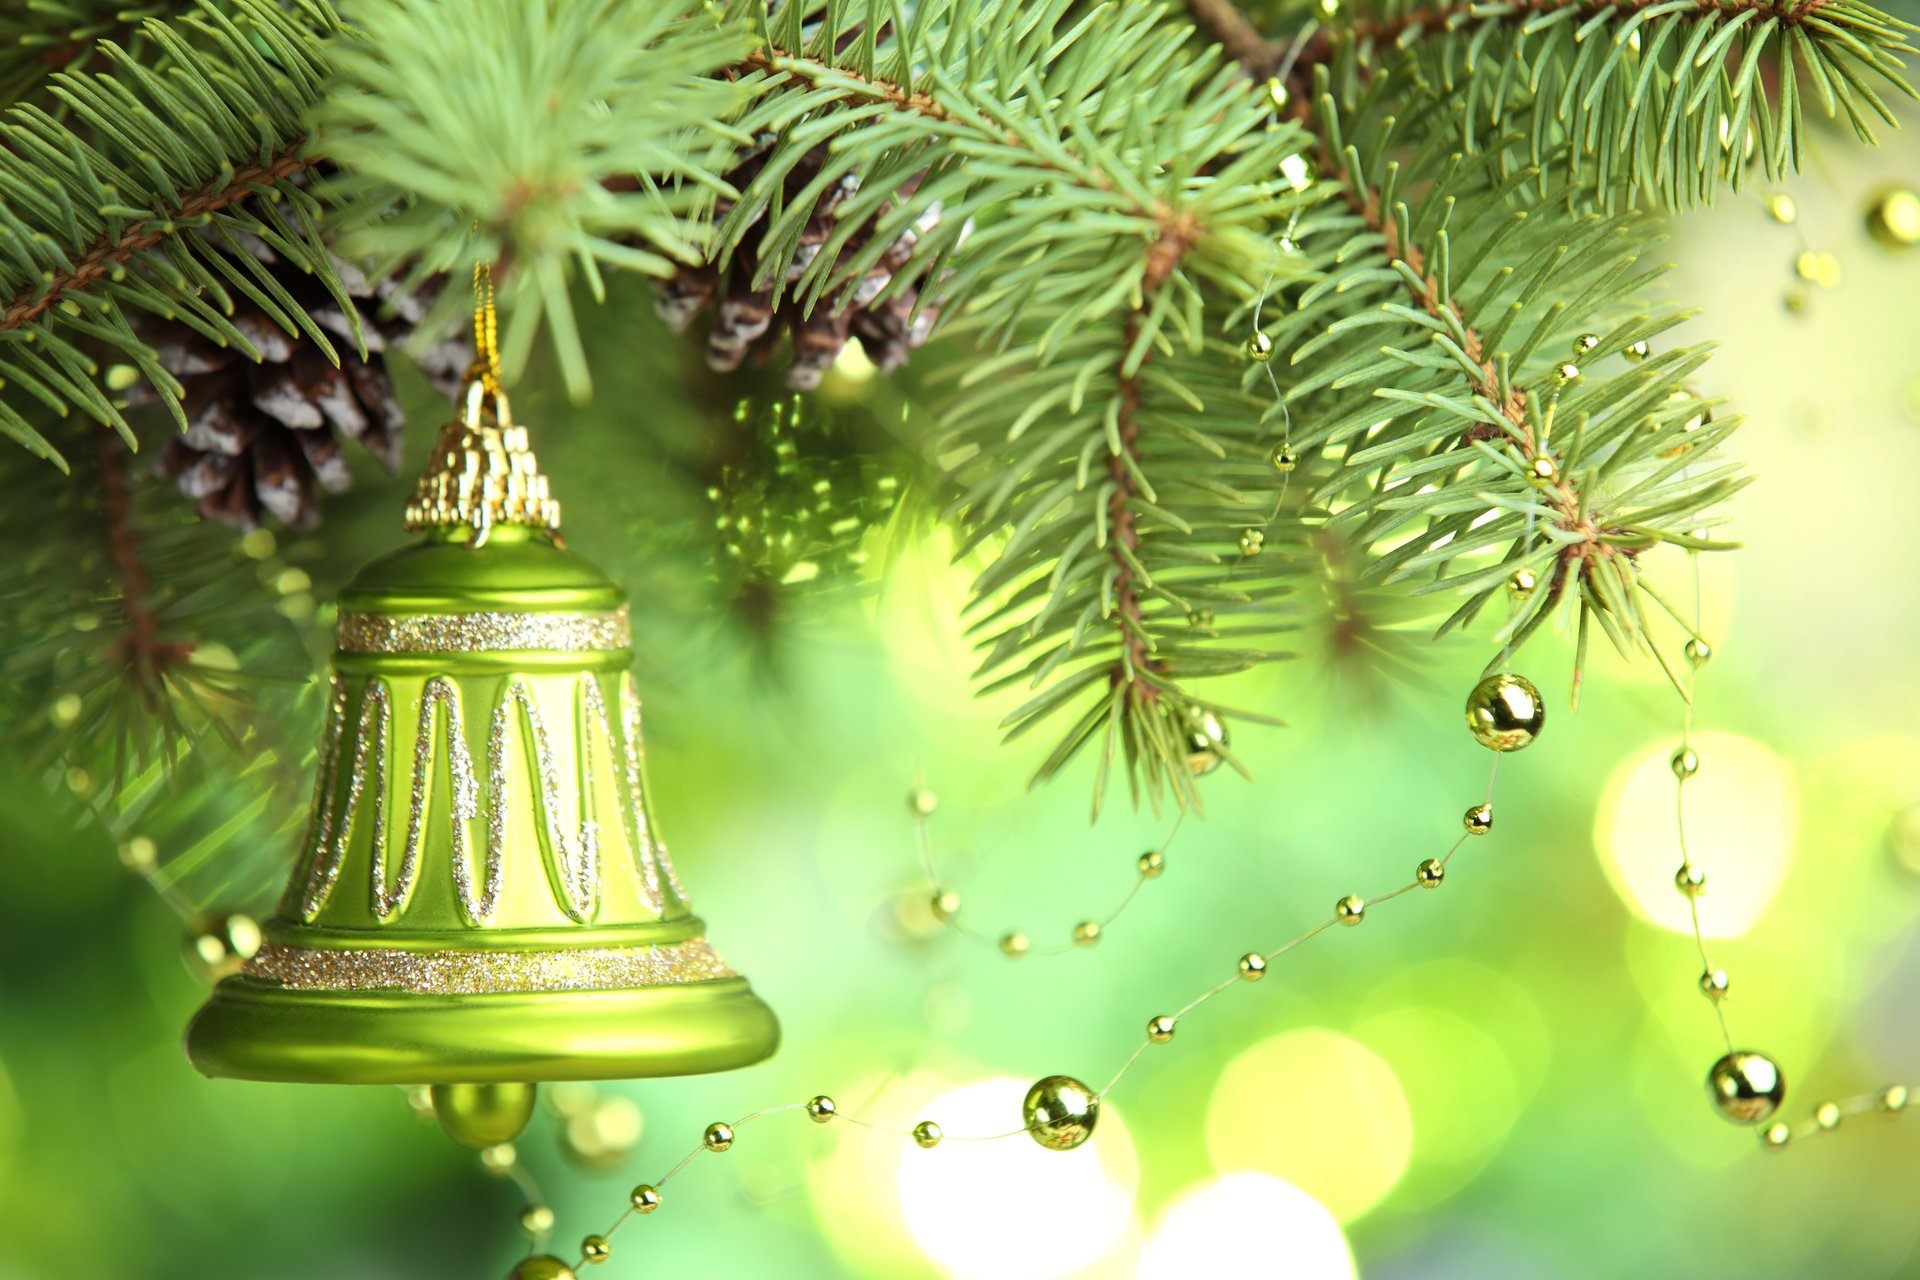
[1669,549,1914,1148]
[532,735,1511,1274]
[524,446,1543,1275]
[912,789,1185,957]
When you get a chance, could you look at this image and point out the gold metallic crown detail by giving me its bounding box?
[405,381,561,534]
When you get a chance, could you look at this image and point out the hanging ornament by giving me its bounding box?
[1182,706,1229,776]
[1707,1050,1786,1125]
[183,267,779,1139]
[1021,1075,1100,1151]
[1464,673,1545,751]
[654,134,939,389]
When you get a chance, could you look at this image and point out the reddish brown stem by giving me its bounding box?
[1,141,314,333]
[96,432,192,706]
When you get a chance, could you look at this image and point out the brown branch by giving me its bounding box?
[1305,117,1626,592]
[96,432,192,707]
[1184,0,1837,100]
[1183,0,1286,77]
[0,139,314,333]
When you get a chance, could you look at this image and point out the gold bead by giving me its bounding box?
[1147,1014,1177,1043]
[1572,333,1601,355]
[1464,673,1545,752]
[1765,192,1798,225]
[581,1235,611,1265]
[1623,339,1651,362]
[1530,455,1559,481]
[1762,1122,1791,1149]
[518,1205,555,1238]
[1794,249,1842,289]
[930,890,960,922]
[1463,803,1493,835]
[1707,1050,1787,1125]
[1698,969,1729,1001]
[1880,1085,1909,1112]
[1671,747,1700,779]
[182,912,263,982]
[908,788,938,817]
[1184,706,1228,776]
[630,1184,662,1212]
[510,1256,577,1280]
[479,1142,518,1174]
[1264,77,1289,111]
[1674,864,1706,897]
[1072,920,1101,947]
[1684,638,1712,667]
[1021,1075,1100,1152]
[1334,894,1366,925]
[999,931,1030,958]
[1138,849,1165,879]
[1553,362,1581,387]
[1246,330,1275,362]
[1269,443,1298,473]
[703,1122,734,1152]
[433,1083,538,1150]
[1238,528,1264,557]
[1186,607,1215,627]
[806,1096,837,1124]
[1415,858,1445,888]
[1507,567,1537,600]
[1815,1101,1841,1130]
[1867,187,1920,248]
[1237,952,1267,981]
[912,1120,943,1149]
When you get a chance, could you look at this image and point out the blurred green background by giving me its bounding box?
[3,123,1920,1280]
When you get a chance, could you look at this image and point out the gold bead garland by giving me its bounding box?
[540,662,1530,1271]
[912,793,1185,958]
[1665,549,1916,1147]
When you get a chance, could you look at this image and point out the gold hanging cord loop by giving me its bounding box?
[466,260,512,430]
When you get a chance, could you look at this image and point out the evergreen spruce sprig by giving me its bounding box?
[0,1,169,110]
[1262,66,1746,699]
[0,425,315,785]
[1245,0,1919,209]
[315,0,754,399]
[714,0,1313,808]
[0,0,344,470]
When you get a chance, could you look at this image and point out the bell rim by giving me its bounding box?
[185,975,780,1085]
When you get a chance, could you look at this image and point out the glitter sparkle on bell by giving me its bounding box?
[184,375,779,1122]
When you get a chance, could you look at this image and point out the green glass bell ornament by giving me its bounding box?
[184,372,779,1132]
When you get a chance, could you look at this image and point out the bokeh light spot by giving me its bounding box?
[1204,1028,1412,1222]
[1139,1173,1354,1280]
[895,1077,1138,1280]
[1594,731,1797,938]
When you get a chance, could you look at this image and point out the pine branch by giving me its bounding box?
[1,142,314,335]
[1258,65,1746,694]
[315,0,752,400]
[1278,0,1918,207]
[0,0,345,467]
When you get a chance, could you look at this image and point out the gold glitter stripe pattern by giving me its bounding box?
[487,677,601,925]
[300,679,390,919]
[376,676,479,921]
[335,605,631,654]
[297,673,683,925]
[619,672,679,912]
[241,939,736,994]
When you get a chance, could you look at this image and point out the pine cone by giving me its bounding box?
[133,234,468,531]
[656,133,940,391]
